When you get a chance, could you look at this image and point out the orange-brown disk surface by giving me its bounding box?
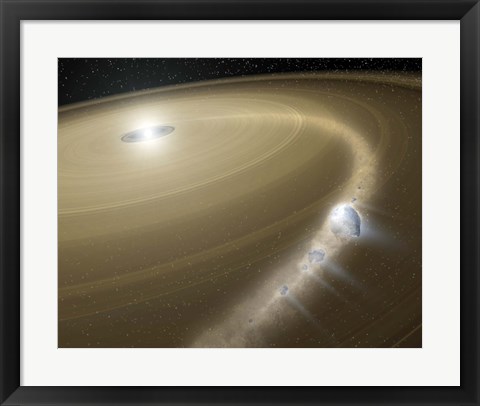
[58,73,421,347]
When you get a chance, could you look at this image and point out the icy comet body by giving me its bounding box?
[330,204,361,238]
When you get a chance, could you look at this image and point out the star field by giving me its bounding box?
[58,58,421,106]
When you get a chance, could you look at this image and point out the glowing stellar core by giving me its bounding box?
[121,125,175,143]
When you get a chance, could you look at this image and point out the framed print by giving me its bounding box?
[1,0,479,405]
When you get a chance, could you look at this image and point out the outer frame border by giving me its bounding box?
[0,1,478,405]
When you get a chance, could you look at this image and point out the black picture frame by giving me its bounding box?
[1,0,478,405]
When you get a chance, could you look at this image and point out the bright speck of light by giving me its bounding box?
[143,129,153,139]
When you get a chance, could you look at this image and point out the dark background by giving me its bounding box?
[58,58,421,106]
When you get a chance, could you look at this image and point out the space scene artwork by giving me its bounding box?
[58,58,422,348]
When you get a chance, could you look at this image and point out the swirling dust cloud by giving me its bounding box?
[58,59,421,348]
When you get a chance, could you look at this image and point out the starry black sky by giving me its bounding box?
[58,58,421,106]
